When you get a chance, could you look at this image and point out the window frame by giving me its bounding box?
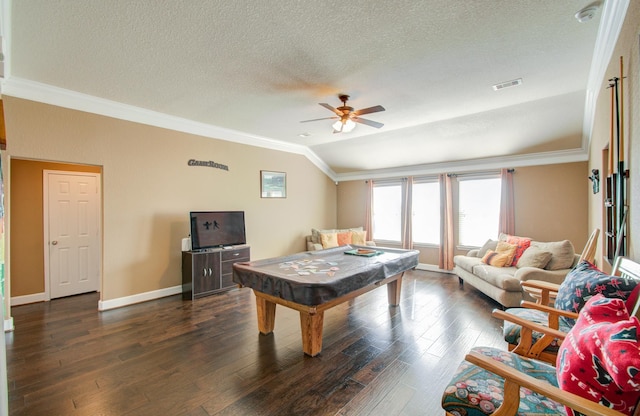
[410,176,440,247]
[371,179,404,244]
[456,173,502,250]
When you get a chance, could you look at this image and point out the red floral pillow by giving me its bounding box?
[556,295,640,415]
[505,235,531,266]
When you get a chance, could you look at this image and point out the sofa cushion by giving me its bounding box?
[557,295,640,415]
[320,232,338,248]
[471,264,521,291]
[531,240,575,270]
[453,255,482,274]
[516,246,552,269]
[554,260,639,327]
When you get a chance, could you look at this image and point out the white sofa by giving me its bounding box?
[453,237,579,308]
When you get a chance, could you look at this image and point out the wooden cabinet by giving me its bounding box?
[182,245,250,300]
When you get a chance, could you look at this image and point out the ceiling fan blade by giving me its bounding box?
[300,116,339,123]
[352,116,384,129]
[319,103,343,116]
[353,105,385,116]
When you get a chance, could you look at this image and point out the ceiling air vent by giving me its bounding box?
[492,78,522,91]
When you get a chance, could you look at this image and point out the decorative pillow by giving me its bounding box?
[311,228,334,244]
[351,230,367,245]
[556,295,640,415]
[531,240,575,270]
[497,241,517,265]
[504,235,531,266]
[337,231,352,246]
[515,246,552,269]
[477,239,498,258]
[320,232,338,249]
[481,250,511,267]
[554,260,639,326]
[312,227,363,244]
[481,242,516,267]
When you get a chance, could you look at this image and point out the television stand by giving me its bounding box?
[182,245,250,300]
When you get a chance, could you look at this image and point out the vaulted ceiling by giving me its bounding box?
[2,1,628,180]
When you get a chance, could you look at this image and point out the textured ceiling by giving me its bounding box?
[4,0,616,178]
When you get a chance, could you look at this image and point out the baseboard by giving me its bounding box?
[415,263,455,274]
[11,292,47,306]
[98,285,183,311]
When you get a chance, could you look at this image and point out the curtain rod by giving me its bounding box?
[447,168,515,178]
[367,169,515,182]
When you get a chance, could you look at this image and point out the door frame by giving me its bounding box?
[43,170,102,301]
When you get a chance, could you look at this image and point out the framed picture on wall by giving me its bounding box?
[261,171,286,198]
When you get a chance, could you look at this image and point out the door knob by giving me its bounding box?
[52,241,58,245]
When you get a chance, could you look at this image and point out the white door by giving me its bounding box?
[45,171,101,299]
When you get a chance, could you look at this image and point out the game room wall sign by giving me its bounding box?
[187,159,229,171]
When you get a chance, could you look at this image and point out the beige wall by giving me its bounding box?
[337,162,589,266]
[4,97,337,301]
[588,1,639,268]
[512,164,588,245]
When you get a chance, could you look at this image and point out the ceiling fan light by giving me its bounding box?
[332,120,343,132]
[341,119,357,133]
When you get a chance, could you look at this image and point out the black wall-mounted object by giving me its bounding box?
[588,169,600,194]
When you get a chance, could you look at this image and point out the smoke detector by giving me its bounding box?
[575,5,599,23]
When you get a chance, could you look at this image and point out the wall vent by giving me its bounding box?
[492,78,522,91]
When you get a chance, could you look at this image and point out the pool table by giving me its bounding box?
[232,245,419,356]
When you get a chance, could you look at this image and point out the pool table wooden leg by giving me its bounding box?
[386,274,403,306]
[300,311,324,357]
[255,294,277,334]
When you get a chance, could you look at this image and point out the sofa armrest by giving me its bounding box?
[307,241,323,251]
[466,249,480,257]
[514,267,569,286]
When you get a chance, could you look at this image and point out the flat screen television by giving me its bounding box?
[189,211,246,251]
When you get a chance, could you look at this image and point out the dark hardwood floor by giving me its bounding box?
[6,270,507,415]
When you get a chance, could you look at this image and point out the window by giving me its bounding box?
[372,182,402,241]
[458,177,501,247]
[412,180,440,245]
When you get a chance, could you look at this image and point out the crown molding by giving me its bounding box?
[0,76,591,184]
[581,0,629,151]
[334,148,589,182]
[1,76,338,180]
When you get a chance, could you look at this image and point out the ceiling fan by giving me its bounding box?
[301,94,385,133]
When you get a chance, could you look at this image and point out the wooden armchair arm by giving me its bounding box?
[521,280,560,306]
[493,309,566,341]
[465,351,627,416]
[494,308,568,361]
[520,301,580,322]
